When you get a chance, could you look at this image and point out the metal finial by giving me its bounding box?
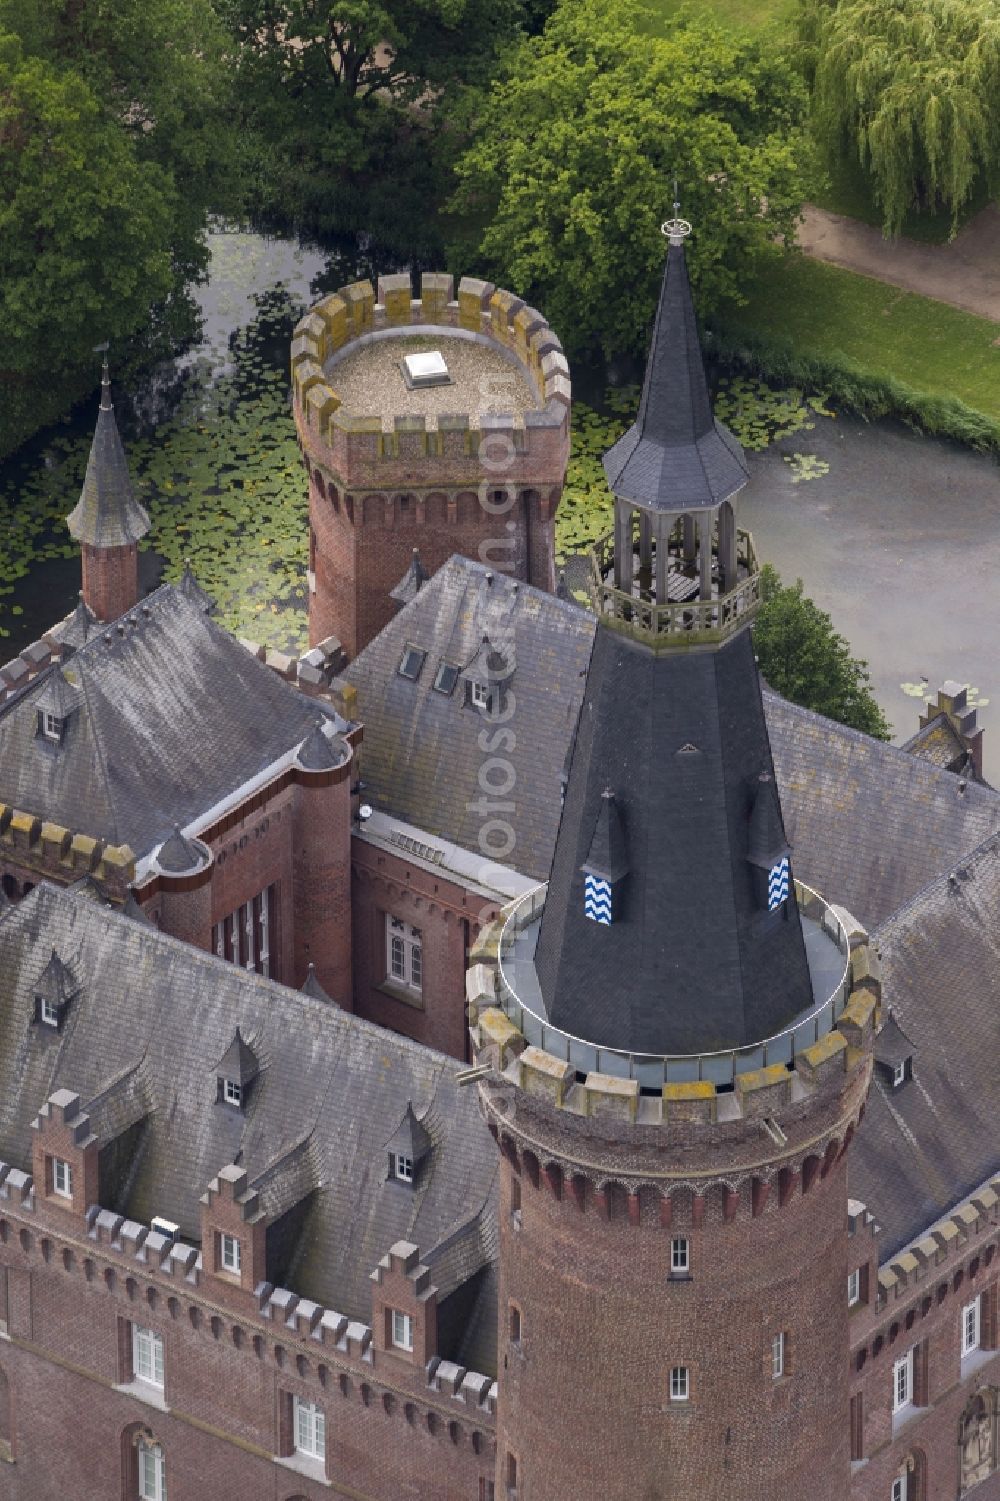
[661,212,692,248]
[673,177,680,218]
[93,340,111,409]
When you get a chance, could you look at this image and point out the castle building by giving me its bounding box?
[0,232,998,1500]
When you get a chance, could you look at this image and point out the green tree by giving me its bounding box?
[449,0,817,362]
[0,0,235,456]
[806,0,1000,235]
[218,0,525,247]
[754,565,891,738]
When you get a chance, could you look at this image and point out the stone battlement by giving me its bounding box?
[0,800,135,897]
[291,271,570,490]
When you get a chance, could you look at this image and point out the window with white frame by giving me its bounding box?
[893,1349,913,1413]
[293,1395,325,1459]
[223,1079,242,1108]
[670,1366,689,1403]
[40,995,59,1027]
[469,680,490,711]
[386,916,422,993]
[962,1294,982,1357]
[891,1476,905,1501]
[392,1309,414,1351]
[892,1060,907,1088]
[848,1269,861,1306]
[138,1438,166,1501]
[52,1157,72,1198]
[211,884,274,978]
[392,1152,414,1183]
[41,711,63,742]
[771,1332,786,1380]
[671,1237,689,1274]
[133,1325,165,1389]
[220,1233,241,1275]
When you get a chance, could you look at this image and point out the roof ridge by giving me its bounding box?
[874,827,1000,937]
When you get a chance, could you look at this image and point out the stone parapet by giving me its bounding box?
[0,799,135,898]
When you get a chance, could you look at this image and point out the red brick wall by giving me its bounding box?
[495,1155,853,1501]
[80,543,140,624]
[291,765,353,1004]
[351,840,499,1061]
[0,1206,496,1501]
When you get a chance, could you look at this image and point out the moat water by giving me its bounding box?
[1,227,999,777]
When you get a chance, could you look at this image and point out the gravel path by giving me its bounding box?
[797,203,1000,325]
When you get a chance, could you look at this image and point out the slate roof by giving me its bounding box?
[849,833,1000,1256]
[0,584,346,858]
[0,884,499,1363]
[900,712,969,773]
[390,548,429,607]
[534,625,814,1054]
[345,557,596,882]
[602,238,749,513]
[66,374,150,549]
[763,691,1000,930]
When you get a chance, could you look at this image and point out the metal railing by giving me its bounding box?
[495,880,851,1090]
[588,529,761,650]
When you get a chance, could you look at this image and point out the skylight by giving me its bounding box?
[401,351,451,389]
[398,645,427,681]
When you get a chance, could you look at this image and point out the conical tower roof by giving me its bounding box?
[533,627,812,1055]
[66,359,151,548]
[603,224,749,513]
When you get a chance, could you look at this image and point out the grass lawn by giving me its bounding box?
[720,255,1000,421]
[812,153,994,245]
[639,0,797,31]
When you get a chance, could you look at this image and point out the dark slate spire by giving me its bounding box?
[178,558,215,614]
[534,620,813,1056]
[157,824,206,874]
[390,548,429,608]
[35,667,80,723]
[66,355,151,549]
[36,949,77,1008]
[300,963,333,1003]
[60,593,97,654]
[602,221,749,513]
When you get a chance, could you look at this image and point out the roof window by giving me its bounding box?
[32,949,77,1031]
[398,645,427,682]
[433,661,460,696]
[214,1027,260,1110]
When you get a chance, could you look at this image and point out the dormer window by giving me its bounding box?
[213,1027,259,1111]
[875,1013,914,1092]
[433,661,460,696]
[41,711,63,742]
[32,949,76,1031]
[461,634,514,716]
[398,645,426,681]
[392,1153,414,1183]
[469,680,489,711]
[40,995,59,1027]
[33,668,79,747]
[892,1060,908,1088]
[385,1102,430,1187]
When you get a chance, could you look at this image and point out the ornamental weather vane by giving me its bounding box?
[661,180,691,246]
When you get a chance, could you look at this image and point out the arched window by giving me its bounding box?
[121,1424,165,1501]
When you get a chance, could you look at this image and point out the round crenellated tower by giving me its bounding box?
[290,271,571,660]
[467,218,878,1501]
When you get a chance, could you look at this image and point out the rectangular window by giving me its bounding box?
[385,916,422,993]
[893,1350,913,1413]
[962,1295,982,1357]
[671,1237,689,1274]
[212,884,274,978]
[0,1264,8,1335]
[891,1478,905,1501]
[848,1269,861,1306]
[893,1060,907,1087]
[293,1396,326,1459]
[470,681,490,710]
[138,1439,166,1501]
[393,1153,413,1183]
[771,1332,785,1380]
[42,711,62,742]
[220,1233,241,1275]
[133,1325,165,1389]
[670,1366,689,1403]
[509,1305,522,1344]
[224,1079,242,1107]
[433,662,460,696]
[40,996,59,1027]
[392,1309,414,1351]
[52,1157,72,1198]
[398,645,427,682]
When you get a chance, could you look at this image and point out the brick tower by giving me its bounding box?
[467,217,879,1501]
[66,355,150,622]
[291,271,571,660]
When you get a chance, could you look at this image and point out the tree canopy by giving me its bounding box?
[806,0,1000,235]
[449,0,816,362]
[0,0,235,455]
[754,565,891,738]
